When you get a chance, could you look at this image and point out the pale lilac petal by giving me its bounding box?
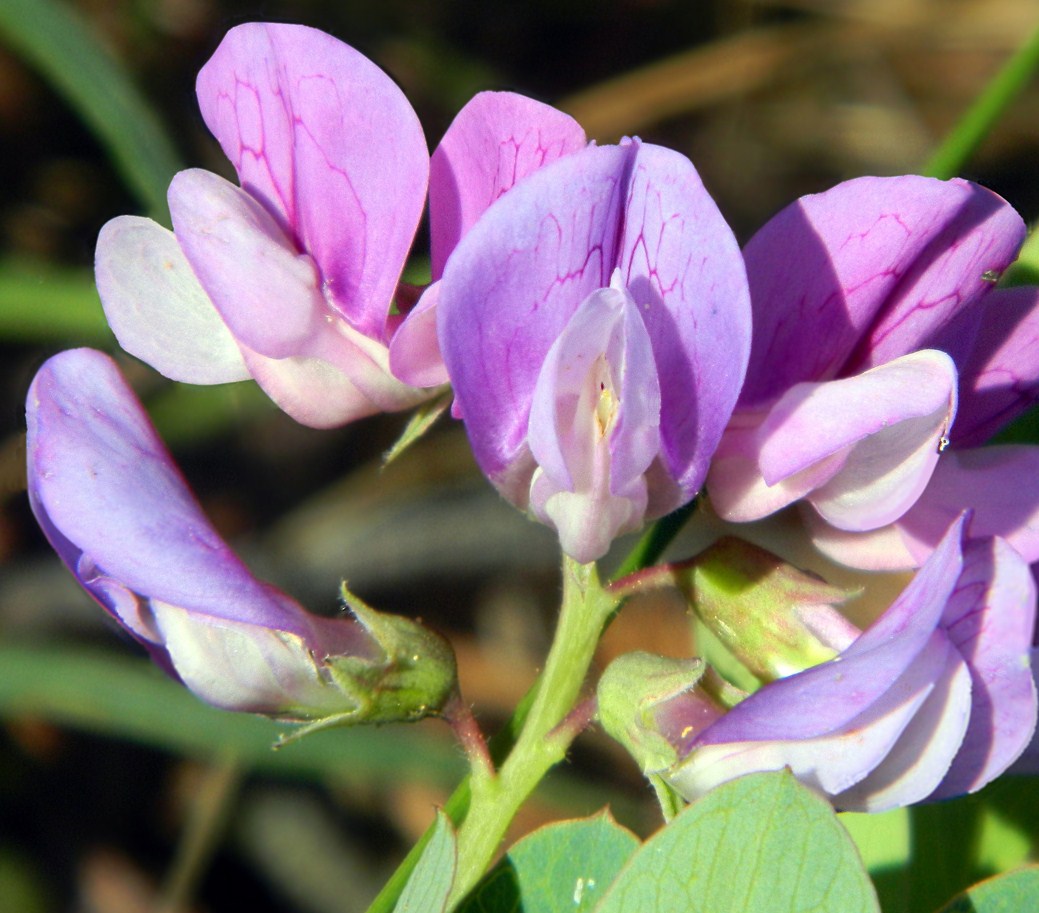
[527,281,659,561]
[803,511,919,571]
[671,518,973,810]
[95,215,249,384]
[836,640,972,811]
[897,446,1039,564]
[395,94,586,391]
[694,515,964,744]
[151,600,369,715]
[241,342,429,429]
[196,22,428,339]
[707,410,841,522]
[440,139,748,502]
[759,351,956,482]
[28,349,324,638]
[388,282,449,388]
[672,639,950,804]
[429,91,586,280]
[617,143,750,499]
[438,144,632,489]
[930,536,1038,798]
[740,176,1024,407]
[710,351,957,528]
[799,353,957,530]
[169,169,329,358]
[169,169,427,424]
[1008,649,1039,775]
[948,285,1039,447]
[26,349,376,712]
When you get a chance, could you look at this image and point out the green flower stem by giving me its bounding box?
[363,689,532,913]
[923,22,1039,180]
[445,557,619,909]
[611,497,699,580]
[363,502,698,913]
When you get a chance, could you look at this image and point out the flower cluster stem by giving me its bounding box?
[445,557,619,909]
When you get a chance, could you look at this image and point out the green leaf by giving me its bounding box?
[394,811,457,913]
[592,771,879,913]
[458,812,639,913]
[840,807,909,873]
[0,0,182,220]
[935,866,1039,913]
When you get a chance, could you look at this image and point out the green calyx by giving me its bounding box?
[276,587,458,747]
[328,584,458,725]
[597,650,707,774]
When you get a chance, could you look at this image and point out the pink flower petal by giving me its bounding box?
[710,350,958,529]
[949,285,1039,447]
[693,515,965,744]
[388,282,449,388]
[240,344,427,428]
[438,143,633,491]
[527,278,660,561]
[196,22,428,340]
[429,91,586,280]
[836,639,971,811]
[898,445,1039,564]
[168,169,329,359]
[672,633,960,809]
[741,176,1024,407]
[803,511,919,572]
[617,143,751,496]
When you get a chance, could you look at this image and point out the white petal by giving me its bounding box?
[96,215,250,383]
[152,601,348,716]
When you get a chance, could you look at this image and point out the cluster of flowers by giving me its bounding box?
[27,22,1039,813]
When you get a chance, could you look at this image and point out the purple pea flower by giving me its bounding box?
[96,22,586,427]
[390,91,588,387]
[706,176,1039,571]
[662,517,1037,812]
[436,140,752,562]
[26,348,455,719]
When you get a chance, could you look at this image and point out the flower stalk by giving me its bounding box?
[445,557,619,909]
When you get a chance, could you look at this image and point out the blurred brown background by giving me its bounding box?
[0,1,1037,911]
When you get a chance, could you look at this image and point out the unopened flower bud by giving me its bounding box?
[676,537,860,683]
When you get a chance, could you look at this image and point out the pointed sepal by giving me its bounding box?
[326,584,459,725]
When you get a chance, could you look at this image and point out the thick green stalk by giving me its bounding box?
[445,558,618,907]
